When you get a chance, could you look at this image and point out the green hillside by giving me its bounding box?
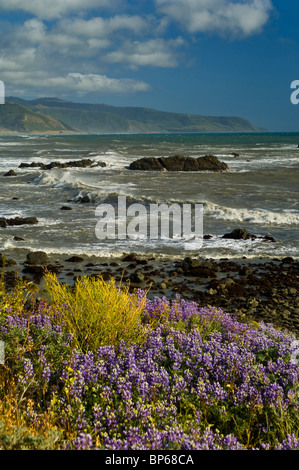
[0,102,71,133]
[4,97,267,134]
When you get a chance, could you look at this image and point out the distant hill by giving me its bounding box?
[0,102,71,133]
[2,97,267,134]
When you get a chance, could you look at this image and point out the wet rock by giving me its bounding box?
[19,162,44,168]
[129,157,165,171]
[79,195,91,203]
[196,155,228,171]
[19,159,105,170]
[65,256,84,263]
[13,236,25,241]
[129,154,228,172]
[0,216,38,227]
[0,218,8,227]
[222,228,256,240]
[60,206,72,210]
[3,169,17,176]
[25,251,49,266]
[222,228,276,243]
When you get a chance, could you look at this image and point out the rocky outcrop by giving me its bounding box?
[129,157,166,171]
[65,256,84,263]
[0,216,38,227]
[129,154,228,172]
[222,228,256,240]
[3,169,17,176]
[25,251,49,265]
[222,228,276,242]
[19,159,106,170]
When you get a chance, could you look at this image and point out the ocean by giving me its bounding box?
[0,132,298,267]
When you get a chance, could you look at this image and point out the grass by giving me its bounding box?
[0,270,298,450]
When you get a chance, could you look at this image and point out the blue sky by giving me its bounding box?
[0,0,298,131]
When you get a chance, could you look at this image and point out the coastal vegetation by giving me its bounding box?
[2,97,266,134]
[0,269,298,450]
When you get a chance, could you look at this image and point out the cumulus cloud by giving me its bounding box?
[2,69,150,96]
[0,0,274,98]
[0,0,113,19]
[105,38,185,68]
[60,15,148,37]
[155,0,273,37]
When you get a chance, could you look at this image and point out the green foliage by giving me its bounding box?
[0,271,36,317]
[0,419,61,450]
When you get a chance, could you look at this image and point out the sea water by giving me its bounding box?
[0,132,298,264]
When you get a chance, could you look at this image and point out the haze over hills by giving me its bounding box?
[1,97,267,134]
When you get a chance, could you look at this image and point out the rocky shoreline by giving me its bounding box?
[1,249,298,336]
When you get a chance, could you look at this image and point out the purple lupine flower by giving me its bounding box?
[74,433,93,450]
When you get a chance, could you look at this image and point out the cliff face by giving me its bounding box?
[2,97,267,134]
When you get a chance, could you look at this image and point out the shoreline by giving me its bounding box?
[2,250,299,336]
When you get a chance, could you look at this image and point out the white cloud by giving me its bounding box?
[2,69,150,96]
[105,38,185,68]
[60,15,148,38]
[155,0,273,37]
[0,0,113,19]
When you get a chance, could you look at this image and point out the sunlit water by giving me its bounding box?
[0,132,298,264]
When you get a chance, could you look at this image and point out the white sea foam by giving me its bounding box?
[204,201,299,225]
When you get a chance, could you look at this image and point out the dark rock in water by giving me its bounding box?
[159,155,197,171]
[196,155,228,171]
[3,169,17,176]
[92,161,106,168]
[65,256,84,263]
[262,235,276,243]
[230,152,240,157]
[0,216,38,227]
[79,195,91,203]
[0,218,8,227]
[26,251,49,266]
[129,157,165,171]
[60,206,72,210]
[222,228,256,240]
[129,154,228,172]
[11,217,38,226]
[19,162,43,168]
[13,236,25,241]
[222,228,276,243]
[19,158,105,170]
